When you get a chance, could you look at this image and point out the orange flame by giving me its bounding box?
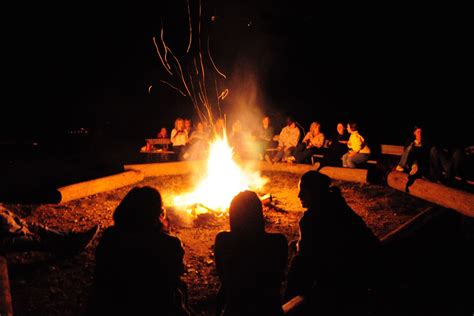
[173,137,267,213]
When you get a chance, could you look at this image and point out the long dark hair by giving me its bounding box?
[229,190,265,237]
[113,186,164,232]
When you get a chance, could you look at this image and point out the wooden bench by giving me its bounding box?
[311,144,404,166]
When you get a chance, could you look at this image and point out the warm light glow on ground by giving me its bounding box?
[173,137,267,214]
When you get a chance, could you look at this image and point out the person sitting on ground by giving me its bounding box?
[157,127,168,139]
[395,125,430,176]
[253,115,276,160]
[284,171,381,315]
[316,122,349,169]
[87,186,191,316]
[229,119,251,160]
[184,118,193,136]
[265,116,300,163]
[186,121,210,160]
[214,118,226,140]
[288,121,325,164]
[214,190,288,316]
[155,127,170,153]
[429,144,474,186]
[0,206,99,255]
[341,122,371,168]
[171,117,190,160]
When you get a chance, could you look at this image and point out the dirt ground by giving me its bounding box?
[3,171,434,316]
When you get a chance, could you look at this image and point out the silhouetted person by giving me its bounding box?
[395,125,431,176]
[316,122,349,169]
[284,171,380,315]
[429,145,474,185]
[1,206,98,255]
[253,115,276,160]
[214,190,288,316]
[87,186,190,316]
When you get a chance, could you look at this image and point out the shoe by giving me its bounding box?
[409,163,418,176]
[395,165,404,172]
[60,225,100,255]
[287,156,296,163]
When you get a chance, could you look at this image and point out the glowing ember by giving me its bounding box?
[174,137,267,214]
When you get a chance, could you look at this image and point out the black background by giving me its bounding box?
[2,0,471,146]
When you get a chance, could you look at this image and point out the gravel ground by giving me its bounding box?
[3,171,434,315]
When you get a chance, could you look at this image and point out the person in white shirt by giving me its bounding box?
[266,116,300,163]
[288,121,325,164]
[170,118,189,160]
[342,122,370,168]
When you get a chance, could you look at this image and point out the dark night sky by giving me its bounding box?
[3,1,471,145]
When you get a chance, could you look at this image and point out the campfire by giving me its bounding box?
[173,136,268,215]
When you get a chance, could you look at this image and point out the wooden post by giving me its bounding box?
[0,256,13,316]
[57,170,144,203]
[387,171,474,217]
[125,161,208,177]
[125,160,370,183]
[319,166,368,183]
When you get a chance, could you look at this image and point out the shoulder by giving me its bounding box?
[215,231,232,244]
[160,232,184,249]
[266,233,288,248]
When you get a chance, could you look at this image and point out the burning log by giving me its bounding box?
[196,203,218,213]
[259,193,272,205]
[387,171,474,217]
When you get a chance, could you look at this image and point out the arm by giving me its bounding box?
[288,129,300,147]
[314,133,325,148]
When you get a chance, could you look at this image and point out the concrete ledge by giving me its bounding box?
[387,171,474,218]
[57,170,144,204]
[125,160,369,183]
[124,161,208,177]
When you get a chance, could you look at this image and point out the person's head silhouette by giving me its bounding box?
[229,190,265,238]
[113,186,165,232]
[298,171,331,209]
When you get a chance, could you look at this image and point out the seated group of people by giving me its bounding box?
[0,171,382,315]
[264,117,370,170]
[393,125,473,186]
[157,115,369,170]
[86,171,381,315]
[152,117,211,161]
[153,116,473,186]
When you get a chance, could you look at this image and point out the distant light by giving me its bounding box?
[211,16,216,22]
[33,142,38,146]
[247,20,252,27]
